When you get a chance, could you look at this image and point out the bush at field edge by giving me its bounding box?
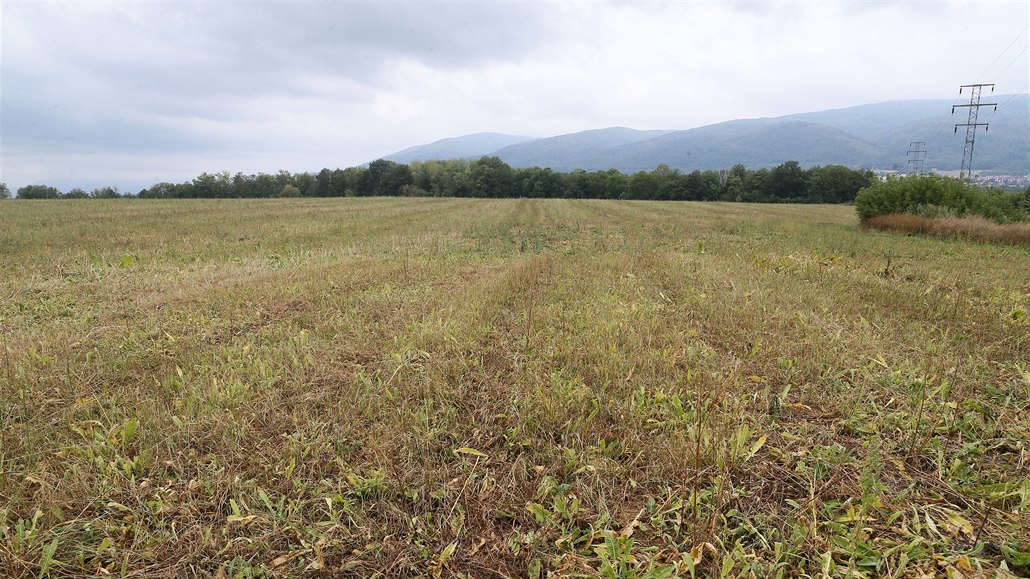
[854,174,1030,224]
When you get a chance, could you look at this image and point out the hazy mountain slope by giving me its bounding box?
[380,96,1028,173]
[492,127,674,170]
[384,132,534,163]
[871,95,1028,173]
[588,97,1026,173]
[593,122,884,173]
[780,99,956,141]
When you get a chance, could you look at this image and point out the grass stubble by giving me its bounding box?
[0,198,1028,577]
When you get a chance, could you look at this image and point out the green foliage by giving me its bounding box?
[770,160,806,199]
[0,182,10,199]
[469,156,515,197]
[16,184,62,199]
[278,183,301,198]
[17,158,880,204]
[808,164,874,203]
[855,174,1030,223]
[91,186,120,198]
[517,166,563,198]
[625,171,659,199]
[362,159,414,196]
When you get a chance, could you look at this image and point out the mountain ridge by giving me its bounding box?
[380,96,1029,173]
[384,132,534,164]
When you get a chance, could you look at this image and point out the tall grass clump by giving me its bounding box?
[854,174,1029,224]
[864,213,1030,244]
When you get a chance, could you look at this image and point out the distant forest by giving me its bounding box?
[11,158,876,203]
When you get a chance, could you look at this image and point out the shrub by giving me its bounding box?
[855,174,1029,224]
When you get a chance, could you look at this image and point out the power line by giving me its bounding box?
[997,84,1028,110]
[990,43,1029,86]
[980,25,1028,131]
[975,23,1029,83]
[952,84,997,180]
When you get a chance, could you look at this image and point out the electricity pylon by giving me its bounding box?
[906,141,927,175]
[952,84,997,180]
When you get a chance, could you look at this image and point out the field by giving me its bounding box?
[1,198,1028,577]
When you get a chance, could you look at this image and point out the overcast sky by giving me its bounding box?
[1,1,1028,193]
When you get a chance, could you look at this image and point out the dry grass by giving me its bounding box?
[864,213,1030,245]
[1,198,1028,577]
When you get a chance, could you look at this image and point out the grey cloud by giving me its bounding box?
[27,2,559,99]
[2,1,561,167]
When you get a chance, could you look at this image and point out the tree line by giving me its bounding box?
[5,184,121,200]
[4,158,876,203]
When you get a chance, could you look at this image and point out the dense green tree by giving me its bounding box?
[274,170,294,191]
[360,159,390,196]
[326,169,350,197]
[231,172,249,198]
[91,186,120,198]
[602,169,628,199]
[64,188,89,199]
[683,170,711,201]
[565,169,625,199]
[315,169,332,197]
[140,182,176,198]
[361,159,412,196]
[410,160,471,197]
[806,165,872,203]
[17,184,61,199]
[743,168,772,202]
[0,182,10,199]
[652,164,683,200]
[562,170,588,198]
[517,167,562,198]
[469,156,514,197]
[250,173,279,198]
[192,172,233,198]
[701,171,723,199]
[718,164,748,201]
[381,163,414,196]
[770,161,807,200]
[626,171,659,200]
[409,161,435,194]
[295,172,318,197]
[342,167,367,196]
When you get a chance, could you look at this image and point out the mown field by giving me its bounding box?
[1,198,1028,578]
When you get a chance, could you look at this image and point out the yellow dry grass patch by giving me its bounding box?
[864,213,1030,245]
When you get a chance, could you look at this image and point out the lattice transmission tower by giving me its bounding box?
[952,84,997,180]
[906,141,927,175]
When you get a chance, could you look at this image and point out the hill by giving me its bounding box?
[382,96,1029,173]
[492,127,674,170]
[383,132,533,164]
[583,121,883,173]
